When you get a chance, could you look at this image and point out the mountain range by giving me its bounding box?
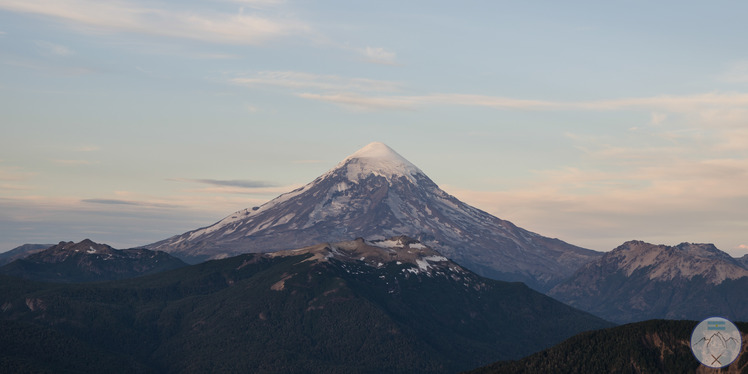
[2,142,748,372]
[0,236,611,373]
[548,240,748,323]
[149,142,601,291]
[0,239,186,282]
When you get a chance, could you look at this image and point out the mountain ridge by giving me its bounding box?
[0,239,187,282]
[0,244,54,266]
[548,240,748,323]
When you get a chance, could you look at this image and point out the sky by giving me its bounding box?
[1,1,748,257]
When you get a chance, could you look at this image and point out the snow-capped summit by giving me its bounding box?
[332,141,424,184]
[149,142,601,291]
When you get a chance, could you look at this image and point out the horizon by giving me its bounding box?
[2,1,748,257]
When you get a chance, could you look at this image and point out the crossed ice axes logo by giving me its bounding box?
[710,353,723,366]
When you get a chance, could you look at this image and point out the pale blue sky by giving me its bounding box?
[2,1,748,256]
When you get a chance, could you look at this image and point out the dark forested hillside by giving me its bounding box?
[467,320,748,374]
[0,239,612,373]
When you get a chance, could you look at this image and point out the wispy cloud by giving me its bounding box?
[73,145,101,152]
[195,53,237,60]
[295,90,748,113]
[82,199,141,206]
[0,0,307,45]
[576,92,748,113]
[52,159,95,165]
[35,40,73,56]
[186,185,299,195]
[297,92,557,111]
[292,159,323,164]
[232,70,748,115]
[297,93,415,111]
[82,198,178,208]
[0,164,34,182]
[1,56,98,75]
[0,183,32,191]
[232,71,402,92]
[650,112,667,125]
[720,60,748,83]
[215,0,286,5]
[169,178,295,195]
[1,1,403,65]
[190,178,278,188]
[360,46,397,65]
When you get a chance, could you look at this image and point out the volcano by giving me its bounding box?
[149,142,601,291]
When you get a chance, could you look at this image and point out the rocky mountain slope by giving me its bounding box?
[0,236,611,373]
[0,239,186,282]
[149,142,601,291]
[548,240,748,323]
[469,319,748,374]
